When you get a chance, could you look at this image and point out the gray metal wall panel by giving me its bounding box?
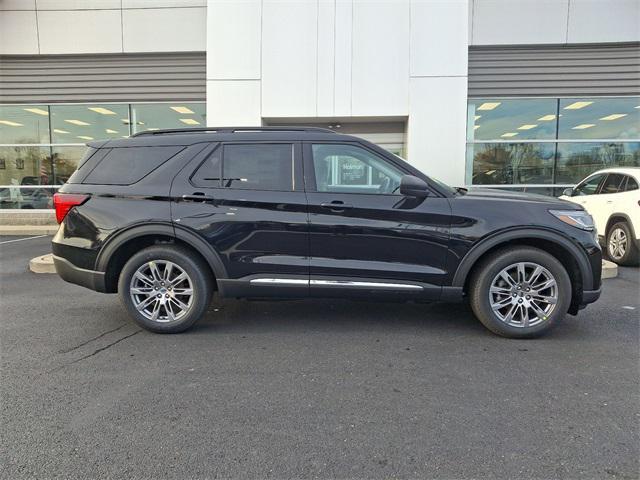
[469,43,640,97]
[0,52,206,103]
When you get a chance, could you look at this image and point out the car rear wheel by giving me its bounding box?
[469,246,571,338]
[606,222,639,266]
[118,245,212,333]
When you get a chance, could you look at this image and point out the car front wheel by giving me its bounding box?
[469,246,572,338]
[118,245,212,333]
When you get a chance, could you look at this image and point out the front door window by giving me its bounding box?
[311,144,403,195]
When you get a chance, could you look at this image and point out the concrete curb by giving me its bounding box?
[29,253,56,274]
[601,259,618,279]
[0,225,58,236]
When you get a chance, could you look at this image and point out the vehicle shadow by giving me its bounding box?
[190,297,487,337]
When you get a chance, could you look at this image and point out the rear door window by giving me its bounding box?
[223,144,294,191]
[83,146,184,185]
[599,173,626,194]
[192,143,295,191]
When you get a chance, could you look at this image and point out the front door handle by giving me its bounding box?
[320,201,353,211]
[182,193,214,202]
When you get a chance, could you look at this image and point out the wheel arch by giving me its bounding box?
[605,213,636,239]
[96,223,227,293]
[452,228,596,311]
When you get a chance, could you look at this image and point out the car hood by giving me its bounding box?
[460,187,583,209]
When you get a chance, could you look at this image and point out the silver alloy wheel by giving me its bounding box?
[129,260,194,323]
[608,227,627,260]
[489,262,558,328]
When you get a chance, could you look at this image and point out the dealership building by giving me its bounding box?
[0,0,638,210]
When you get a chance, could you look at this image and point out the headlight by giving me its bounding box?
[549,209,595,231]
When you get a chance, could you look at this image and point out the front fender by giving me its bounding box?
[451,227,597,291]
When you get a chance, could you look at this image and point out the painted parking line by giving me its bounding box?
[0,235,49,245]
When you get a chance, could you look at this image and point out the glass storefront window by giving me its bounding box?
[0,102,207,209]
[558,97,640,140]
[51,146,89,184]
[467,96,640,189]
[50,104,130,143]
[0,146,55,209]
[130,103,206,134]
[467,98,558,141]
[467,142,556,185]
[555,142,640,184]
[0,105,50,144]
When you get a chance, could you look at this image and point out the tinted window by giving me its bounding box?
[83,146,183,185]
[222,144,293,191]
[625,176,639,191]
[191,146,222,187]
[600,173,626,194]
[574,173,605,196]
[311,144,403,194]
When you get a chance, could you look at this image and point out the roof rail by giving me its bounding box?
[131,126,337,137]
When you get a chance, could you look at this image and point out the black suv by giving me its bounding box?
[52,127,602,338]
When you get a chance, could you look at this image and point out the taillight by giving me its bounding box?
[53,193,89,224]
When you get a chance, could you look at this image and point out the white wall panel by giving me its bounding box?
[410,0,468,77]
[261,0,317,117]
[472,0,568,45]
[0,0,35,10]
[123,7,206,52]
[0,11,39,54]
[351,0,410,116]
[568,0,640,43]
[207,80,261,126]
[36,0,120,9]
[317,0,336,116]
[407,76,467,186]
[333,0,353,116]
[38,10,123,54]
[207,0,261,80]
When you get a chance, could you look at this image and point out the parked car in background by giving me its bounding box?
[560,168,640,266]
[52,127,602,338]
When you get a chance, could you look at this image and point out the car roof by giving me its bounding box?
[88,126,362,148]
[587,167,640,178]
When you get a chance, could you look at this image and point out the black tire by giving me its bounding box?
[118,245,212,333]
[469,246,572,339]
[606,222,639,266]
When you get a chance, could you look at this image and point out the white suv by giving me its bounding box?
[560,168,640,266]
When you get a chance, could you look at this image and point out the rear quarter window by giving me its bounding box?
[82,146,184,185]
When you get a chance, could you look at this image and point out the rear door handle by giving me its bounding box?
[320,201,353,211]
[182,193,214,202]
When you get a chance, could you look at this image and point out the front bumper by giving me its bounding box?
[52,255,107,293]
[581,287,601,305]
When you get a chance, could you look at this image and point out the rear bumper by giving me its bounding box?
[52,255,107,293]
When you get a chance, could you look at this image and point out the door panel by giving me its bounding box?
[170,142,309,296]
[304,142,451,299]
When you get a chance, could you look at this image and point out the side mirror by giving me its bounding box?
[400,175,430,198]
[562,187,574,197]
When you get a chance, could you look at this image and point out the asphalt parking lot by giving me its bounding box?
[1,235,639,480]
